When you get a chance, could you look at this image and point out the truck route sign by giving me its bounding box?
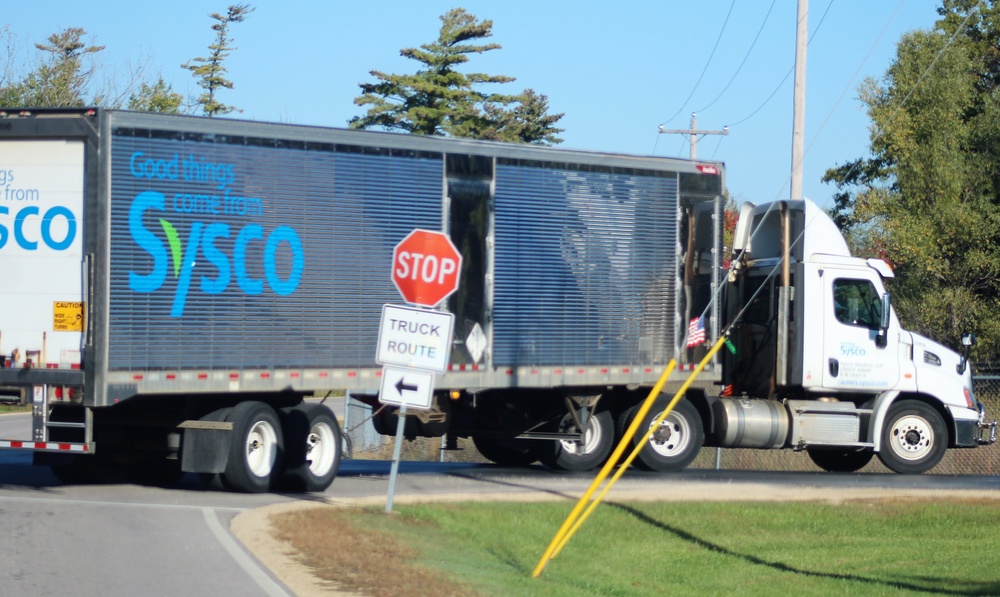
[375,304,455,372]
[391,229,462,307]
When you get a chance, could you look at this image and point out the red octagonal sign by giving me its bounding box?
[391,229,462,307]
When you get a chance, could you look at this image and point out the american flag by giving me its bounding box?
[686,316,706,348]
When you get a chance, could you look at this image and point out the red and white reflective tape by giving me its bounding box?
[0,440,89,453]
[677,364,714,371]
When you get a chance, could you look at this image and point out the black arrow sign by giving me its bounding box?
[395,378,419,395]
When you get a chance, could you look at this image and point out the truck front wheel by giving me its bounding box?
[622,397,703,472]
[878,400,947,474]
[223,402,284,493]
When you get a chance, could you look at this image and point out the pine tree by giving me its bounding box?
[1,28,104,107]
[351,8,563,144]
[182,4,254,117]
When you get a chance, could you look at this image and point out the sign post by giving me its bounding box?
[380,229,461,512]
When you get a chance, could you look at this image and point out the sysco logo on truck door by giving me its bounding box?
[126,152,305,317]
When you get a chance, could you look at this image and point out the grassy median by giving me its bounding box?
[272,497,1000,596]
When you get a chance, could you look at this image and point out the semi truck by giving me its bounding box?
[0,109,993,494]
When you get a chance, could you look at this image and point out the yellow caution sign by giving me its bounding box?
[53,301,85,331]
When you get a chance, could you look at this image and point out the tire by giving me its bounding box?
[280,403,342,493]
[533,409,614,472]
[471,436,538,467]
[222,402,284,493]
[625,397,703,472]
[807,448,874,473]
[877,400,948,474]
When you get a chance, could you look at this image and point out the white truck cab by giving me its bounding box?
[716,199,996,473]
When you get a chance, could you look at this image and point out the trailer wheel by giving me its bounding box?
[533,410,614,472]
[280,403,342,492]
[471,436,538,467]
[878,400,947,474]
[807,448,874,473]
[624,397,703,471]
[223,402,284,493]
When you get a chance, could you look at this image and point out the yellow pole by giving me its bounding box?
[550,334,729,558]
[530,359,678,579]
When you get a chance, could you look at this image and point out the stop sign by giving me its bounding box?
[391,229,462,307]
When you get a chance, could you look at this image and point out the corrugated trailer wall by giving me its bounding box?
[492,161,678,366]
[93,112,718,403]
[107,127,442,371]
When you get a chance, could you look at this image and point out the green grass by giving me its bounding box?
[297,499,1000,596]
[0,403,30,414]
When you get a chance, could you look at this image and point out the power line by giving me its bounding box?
[658,0,736,127]
[653,1,829,156]
[807,0,985,204]
[694,0,778,114]
[726,0,835,129]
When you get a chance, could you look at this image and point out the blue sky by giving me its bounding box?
[4,1,943,209]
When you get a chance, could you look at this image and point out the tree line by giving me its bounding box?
[825,0,1000,361]
[0,6,563,144]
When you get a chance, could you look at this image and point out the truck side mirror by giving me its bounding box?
[879,293,891,331]
[875,293,891,348]
[958,332,976,374]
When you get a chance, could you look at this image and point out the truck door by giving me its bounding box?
[446,154,492,368]
[821,274,899,390]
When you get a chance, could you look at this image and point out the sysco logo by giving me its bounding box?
[0,205,77,251]
[840,342,867,358]
[128,191,304,317]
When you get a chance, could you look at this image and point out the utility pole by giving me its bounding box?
[659,113,728,160]
[790,0,808,199]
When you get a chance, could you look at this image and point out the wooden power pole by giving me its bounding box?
[791,0,808,199]
[659,113,728,160]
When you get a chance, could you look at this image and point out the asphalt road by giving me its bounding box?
[1,410,999,596]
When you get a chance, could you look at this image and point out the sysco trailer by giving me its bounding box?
[0,109,994,493]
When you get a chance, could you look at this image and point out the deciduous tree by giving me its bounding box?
[824,1,1000,359]
[128,77,183,113]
